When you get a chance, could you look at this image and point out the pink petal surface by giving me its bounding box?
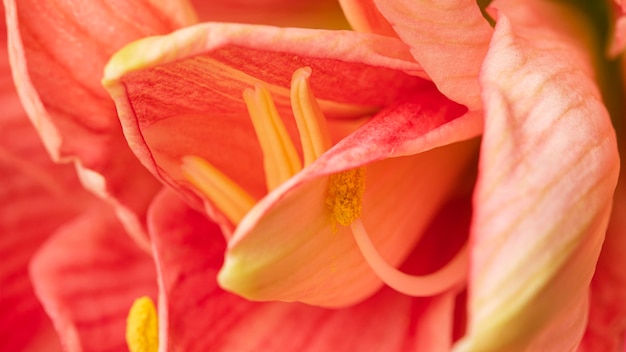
[219,92,480,307]
[103,23,435,235]
[0,107,71,352]
[372,0,494,110]
[190,0,350,30]
[458,2,619,350]
[3,0,196,247]
[0,6,90,348]
[149,188,468,351]
[30,206,157,352]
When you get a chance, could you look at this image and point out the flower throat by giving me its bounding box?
[181,66,468,296]
[125,66,468,352]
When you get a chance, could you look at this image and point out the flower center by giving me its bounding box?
[126,296,158,352]
[181,66,467,298]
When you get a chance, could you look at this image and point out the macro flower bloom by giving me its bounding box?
[2,0,626,352]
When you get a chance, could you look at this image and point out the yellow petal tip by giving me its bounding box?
[217,255,261,300]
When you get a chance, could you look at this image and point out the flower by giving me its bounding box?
[102,20,481,308]
[3,0,471,350]
[3,0,626,351]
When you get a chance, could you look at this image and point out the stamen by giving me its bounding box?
[126,296,158,352]
[351,218,468,296]
[326,168,366,230]
[290,67,332,166]
[244,85,302,191]
[181,155,256,225]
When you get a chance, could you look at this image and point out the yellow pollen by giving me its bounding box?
[326,167,366,229]
[290,67,332,166]
[244,84,302,191]
[181,155,256,225]
[126,296,158,352]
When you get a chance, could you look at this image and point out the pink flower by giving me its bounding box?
[2,0,626,351]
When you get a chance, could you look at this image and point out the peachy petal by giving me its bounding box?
[102,23,433,236]
[0,8,91,348]
[0,113,73,352]
[218,91,480,307]
[3,0,195,247]
[148,188,460,351]
[456,2,619,350]
[372,0,494,110]
[581,51,626,349]
[30,206,158,352]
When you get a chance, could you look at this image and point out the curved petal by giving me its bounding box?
[30,206,158,352]
[190,0,350,30]
[579,43,626,350]
[218,92,480,307]
[3,0,195,247]
[103,23,434,235]
[0,8,89,348]
[0,115,71,352]
[581,154,626,348]
[581,184,626,350]
[149,188,460,351]
[372,0,494,110]
[457,2,619,351]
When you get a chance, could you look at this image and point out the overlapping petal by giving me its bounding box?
[30,206,157,351]
[3,0,196,247]
[149,188,463,351]
[0,8,89,348]
[0,104,71,352]
[102,23,434,235]
[582,50,626,348]
[358,0,494,110]
[457,2,620,350]
[218,94,479,307]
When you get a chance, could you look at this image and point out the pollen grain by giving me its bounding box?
[326,167,366,230]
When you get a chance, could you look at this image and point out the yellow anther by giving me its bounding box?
[290,67,332,166]
[326,167,366,230]
[244,85,302,191]
[126,296,158,352]
[181,155,256,225]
